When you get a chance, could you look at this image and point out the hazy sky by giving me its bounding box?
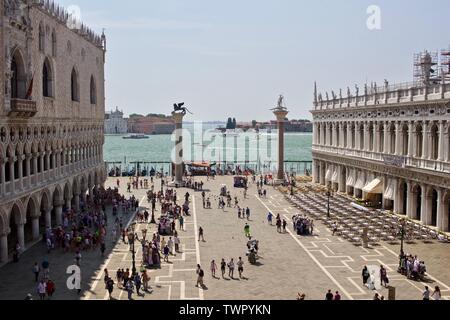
[58,0,450,121]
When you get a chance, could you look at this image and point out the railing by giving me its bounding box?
[312,144,450,173]
[9,99,37,118]
[105,160,313,177]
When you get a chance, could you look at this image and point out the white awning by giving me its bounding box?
[346,170,355,187]
[363,178,383,194]
[325,168,332,181]
[332,168,339,183]
[384,179,397,200]
[354,173,365,190]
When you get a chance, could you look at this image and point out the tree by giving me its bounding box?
[232,118,237,129]
[129,113,144,118]
[226,117,233,129]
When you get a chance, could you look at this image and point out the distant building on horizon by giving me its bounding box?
[104,107,128,134]
[127,114,176,135]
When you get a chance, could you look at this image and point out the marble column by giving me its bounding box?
[73,194,80,213]
[25,154,31,188]
[0,233,8,263]
[273,108,289,181]
[172,111,186,186]
[395,122,403,156]
[438,121,445,161]
[420,184,428,225]
[312,160,319,183]
[45,209,52,229]
[363,122,369,151]
[9,159,15,194]
[0,161,5,196]
[347,123,352,149]
[32,154,38,184]
[408,122,415,157]
[374,122,380,153]
[383,123,390,155]
[436,189,444,231]
[18,154,23,190]
[406,182,414,219]
[422,122,428,160]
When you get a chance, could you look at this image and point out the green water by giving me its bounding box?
[104,132,312,163]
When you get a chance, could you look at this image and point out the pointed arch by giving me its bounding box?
[71,67,79,102]
[90,75,97,105]
[42,57,54,97]
[11,48,27,99]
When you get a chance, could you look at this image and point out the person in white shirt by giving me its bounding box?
[37,280,46,300]
[422,286,430,300]
[431,286,441,300]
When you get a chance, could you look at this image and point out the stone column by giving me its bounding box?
[312,160,319,183]
[0,233,8,263]
[17,223,25,250]
[363,122,369,151]
[347,123,352,149]
[406,182,414,219]
[355,122,360,150]
[25,154,31,188]
[374,122,380,152]
[32,154,38,183]
[45,209,52,229]
[31,216,40,240]
[383,123,390,155]
[393,178,401,214]
[18,154,23,190]
[420,184,428,225]
[408,122,414,157]
[438,120,445,161]
[395,122,403,156]
[0,161,5,196]
[172,111,186,186]
[422,122,428,160]
[339,123,344,148]
[273,108,289,182]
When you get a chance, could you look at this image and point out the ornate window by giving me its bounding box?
[71,68,79,102]
[90,76,97,105]
[42,58,53,97]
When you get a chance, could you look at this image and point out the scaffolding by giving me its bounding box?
[441,45,450,79]
[414,50,439,85]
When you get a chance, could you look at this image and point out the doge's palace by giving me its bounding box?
[0,0,106,263]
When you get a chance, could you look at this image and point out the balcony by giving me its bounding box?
[8,98,37,118]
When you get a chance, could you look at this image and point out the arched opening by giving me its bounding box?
[10,50,27,99]
[25,199,36,242]
[316,124,321,145]
[416,124,423,158]
[379,123,384,153]
[71,68,79,102]
[8,204,21,254]
[389,124,396,154]
[399,181,407,215]
[412,185,422,220]
[90,76,97,105]
[430,189,438,227]
[430,124,439,160]
[42,58,53,97]
[402,123,409,155]
[444,191,450,232]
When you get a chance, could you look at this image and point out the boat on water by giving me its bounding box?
[122,134,149,140]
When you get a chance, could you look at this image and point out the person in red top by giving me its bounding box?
[46,279,55,299]
[334,291,341,300]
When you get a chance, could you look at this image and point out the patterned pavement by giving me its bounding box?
[0,176,449,300]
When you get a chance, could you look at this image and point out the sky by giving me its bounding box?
[57,0,450,122]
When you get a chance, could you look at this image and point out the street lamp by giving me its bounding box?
[398,218,406,272]
[326,189,331,219]
[129,223,137,275]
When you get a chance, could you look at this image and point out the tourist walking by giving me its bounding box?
[237,257,244,279]
[245,207,250,220]
[423,286,430,300]
[163,245,170,262]
[134,273,142,296]
[198,227,205,242]
[179,215,184,231]
[46,280,55,299]
[106,277,114,300]
[282,219,287,233]
[196,264,204,288]
[267,212,273,225]
[142,270,151,292]
[228,259,235,279]
[37,280,46,300]
[362,266,370,285]
[210,260,217,278]
[244,224,251,238]
[334,291,341,300]
[126,278,134,300]
[380,265,389,287]
[220,259,226,278]
[33,262,40,282]
[325,290,333,300]
[431,286,441,300]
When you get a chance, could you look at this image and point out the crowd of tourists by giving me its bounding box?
[291,214,314,236]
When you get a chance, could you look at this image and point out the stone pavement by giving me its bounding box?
[1,176,449,300]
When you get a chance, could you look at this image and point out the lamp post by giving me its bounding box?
[326,189,331,219]
[398,219,406,272]
[129,223,137,275]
